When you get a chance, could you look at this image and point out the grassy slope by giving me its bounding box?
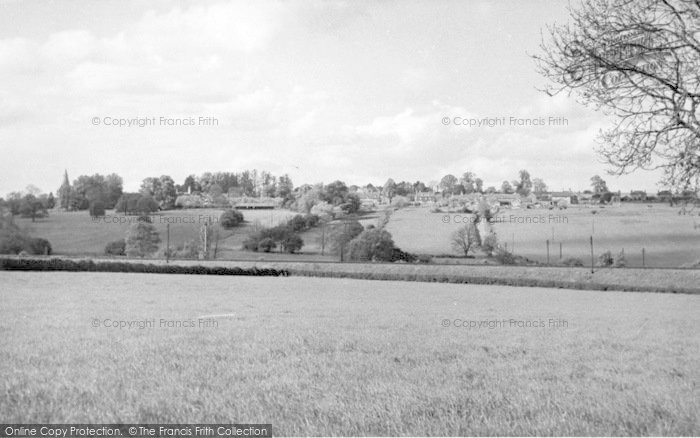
[14,209,298,256]
[1,272,698,435]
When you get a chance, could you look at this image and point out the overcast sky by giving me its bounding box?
[0,0,666,195]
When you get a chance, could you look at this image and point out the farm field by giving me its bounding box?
[1,272,698,435]
[386,204,700,268]
[13,208,299,257]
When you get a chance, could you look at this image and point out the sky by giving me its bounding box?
[0,0,667,196]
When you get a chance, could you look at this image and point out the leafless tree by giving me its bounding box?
[533,0,700,191]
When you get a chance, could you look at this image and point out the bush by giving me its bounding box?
[417,254,433,264]
[0,229,27,254]
[391,247,417,263]
[242,235,261,252]
[175,239,200,259]
[329,220,364,255]
[281,234,304,253]
[597,250,614,267]
[614,249,626,267]
[137,215,152,223]
[561,257,584,267]
[125,222,160,258]
[26,238,52,255]
[482,233,498,257]
[104,239,126,256]
[136,195,159,214]
[257,237,276,253]
[220,209,244,229]
[89,200,106,218]
[494,248,516,265]
[346,228,395,262]
[304,214,321,229]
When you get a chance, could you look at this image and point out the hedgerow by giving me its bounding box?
[0,258,289,276]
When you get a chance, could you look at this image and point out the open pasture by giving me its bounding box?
[386,204,700,267]
[1,272,698,435]
[13,209,298,257]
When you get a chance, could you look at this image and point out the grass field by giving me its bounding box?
[12,204,700,268]
[386,204,700,267]
[14,209,299,257]
[1,272,698,435]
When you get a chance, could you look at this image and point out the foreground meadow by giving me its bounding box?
[1,272,698,435]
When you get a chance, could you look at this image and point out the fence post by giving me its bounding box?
[642,247,645,268]
[166,223,170,264]
[546,239,550,265]
[559,242,562,259]
[590,236,594,273]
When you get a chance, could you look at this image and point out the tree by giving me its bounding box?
[281,234,304,253]
[485,186,497,194]
[382,179,397,204]
[125,221,160,258]
[534,0,700,191]
[46,192,56,209]
[501,181,514,194]
[474,178,484,194]
[439,174,458,195]
[104,174,123,208]
[57,170,72,210]
[514,170,533,196]
[275,174,294,205]
[220,209,244,229]
[346,228,396,262]
[460,172,476,194]
[329,220,364,255]
[451,222,481,257]
[533,178,548,195]
[19,194,47,222]
[135,195,159,214]
[323,180,349,205]
[591,175,609,193]
[89,200,106,218]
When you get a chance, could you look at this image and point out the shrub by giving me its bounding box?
[89,200,106,218]
[125,222,160,258]
[417,254,433,264]
[561,257,584,267]
[136,195,159,214]
[257,237,276,253]
[175,239,200,259]
[281,234,304,253]
[137,215,152,223]
[391,247,417,263]
[329,220,364,255]
[346,228,396,262]
[482,233,498,257]
[242,235,261,252]
[104,239,126,256]
[597,250,614,267]
[288,214,308,232]
[494,248,517,265]
[220,209,244,229]
[0,228,27,254]
[26,238,52,255]
[304,214,321,229]
[614,249,626,267]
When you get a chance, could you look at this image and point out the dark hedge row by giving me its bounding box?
[0,258,289,277]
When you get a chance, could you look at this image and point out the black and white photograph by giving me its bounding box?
[0,0,698,436]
